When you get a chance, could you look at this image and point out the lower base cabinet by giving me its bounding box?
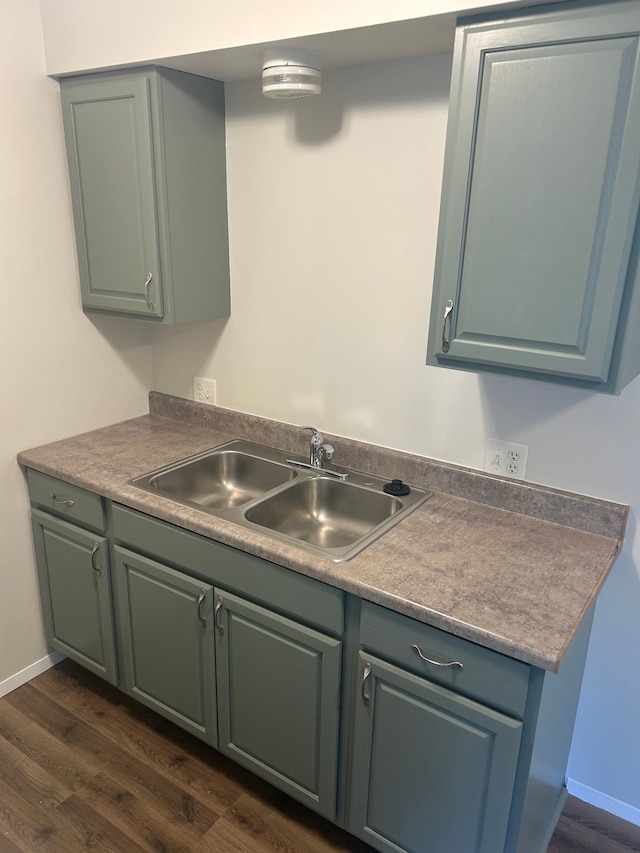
[107,500,345,823]
[348,652,522,853]
[30,507,117,685]
[26,475,593,853]
[214,589,342,820]
[347,601,591,853]
[113,546,217,746]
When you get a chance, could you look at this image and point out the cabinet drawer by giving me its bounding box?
[360,601,530,717]
[27,469,105,533]
[111,503,344,636]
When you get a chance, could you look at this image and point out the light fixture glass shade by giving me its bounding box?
[262,48,321,99]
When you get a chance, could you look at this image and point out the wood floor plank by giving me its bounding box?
[235,778,372,852]
[54,792,153,853]
[87,746,220,844]
[563,797,640,850]
[70,770,199,853]
[0,830,23,853]
[548,797,640,853]
[0,699,95,794]
[225,791,371,853]
[5,683,114,772]
[198,812,280,853]
[0,775,82,853]
[28,661,110,711]
[0,735,74,815]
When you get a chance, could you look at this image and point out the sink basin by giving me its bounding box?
[130,439,430,561]
[245,477,401,550]
[130,442,296,510]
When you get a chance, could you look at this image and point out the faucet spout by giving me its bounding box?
[300,426,324,467]
[299,426,334,469]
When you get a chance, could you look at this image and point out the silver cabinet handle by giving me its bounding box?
[215,595,224,635]
[411,643,463,670]
[90,543,101,575]
[362,662,372,706]
[197,590,207,629]
[144,272,154,312]
[51,493,74,507]
[441,299,454,353]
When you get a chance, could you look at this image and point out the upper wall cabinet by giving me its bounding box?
[60,67,230,324]
[427,0,640,393]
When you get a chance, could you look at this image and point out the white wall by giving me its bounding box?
[0,0,152,688]
[151,57,640,822]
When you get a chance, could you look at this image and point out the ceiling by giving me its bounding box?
[143,13,458,83]
[51,0,560,83]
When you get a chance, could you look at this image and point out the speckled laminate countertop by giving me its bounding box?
[18,393,627,672]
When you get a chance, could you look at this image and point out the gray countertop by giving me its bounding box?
[18,393,627,673]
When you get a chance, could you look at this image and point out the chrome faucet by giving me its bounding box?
[286,426,347,479]
[301,426,334,468]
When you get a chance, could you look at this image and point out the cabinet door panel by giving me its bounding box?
[429,4,640,383]
[31,510,117,684]
[113,546,216,745]
[348,653,522,853]
[61,75,163,317]
[215,589,341,819]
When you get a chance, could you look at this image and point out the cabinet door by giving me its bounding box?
[60,75,164,318]
[348,653,522,853]
[428,2,640,384]
[113,547,216,746]
[215,589,342,820]
[31,510,117,684]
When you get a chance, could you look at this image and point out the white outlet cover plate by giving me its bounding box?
[193,376,217,405]
[484,437,529,480]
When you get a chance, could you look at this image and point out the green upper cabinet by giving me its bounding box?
[427,0,640,393]
[60,67,230,324]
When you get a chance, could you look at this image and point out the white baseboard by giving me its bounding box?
[568,778,640,827]
[0,651,65,698]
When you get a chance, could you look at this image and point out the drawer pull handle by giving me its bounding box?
[51,493,74,507]
[362,662,372,706]
[144,272,154,312]
[411,643,463,670]
[197,590,207,629]
[215,595,224,635]
[90,543,101,575]
[441,299,454,353]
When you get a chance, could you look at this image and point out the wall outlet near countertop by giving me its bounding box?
[193,376,217,405]
[484,438,529,479]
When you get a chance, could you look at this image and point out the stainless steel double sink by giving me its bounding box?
[130,440,430,562]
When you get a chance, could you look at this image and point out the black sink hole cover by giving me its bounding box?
[383,479,411,496]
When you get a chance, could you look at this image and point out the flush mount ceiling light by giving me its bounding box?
[262,47,321,99]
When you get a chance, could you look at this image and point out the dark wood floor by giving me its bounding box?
[0,660,639,853]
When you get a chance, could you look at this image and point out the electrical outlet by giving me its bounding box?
[193,376,217,405]
[484,438,529,480]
